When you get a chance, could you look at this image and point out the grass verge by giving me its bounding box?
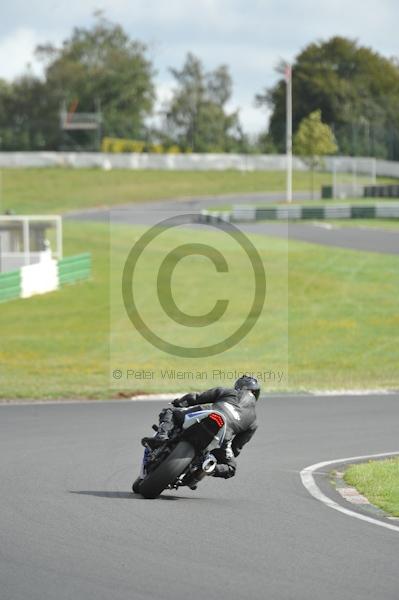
[0,168,395,215]
[323,219,399,230]
[344,458,399,517]
[251,219,399,230]
[0,220,398,399]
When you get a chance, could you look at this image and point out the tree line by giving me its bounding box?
[1,15,399,158]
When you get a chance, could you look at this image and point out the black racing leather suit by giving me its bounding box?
[165,387,258,479]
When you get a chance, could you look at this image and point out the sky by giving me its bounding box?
[1,0,398,134]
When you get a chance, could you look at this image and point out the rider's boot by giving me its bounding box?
[141,409,174,449]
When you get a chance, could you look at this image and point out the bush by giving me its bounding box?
[101,137,183,154]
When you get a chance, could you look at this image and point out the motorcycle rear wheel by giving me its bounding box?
[139,441,195,499]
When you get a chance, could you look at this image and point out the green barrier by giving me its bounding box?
[59,270,91,285]
[0,270,20,282]
[226,201,399,223]
[58,253,91,267]
[0,287,21,302]
[58,253,91,286]
[256,208,277,220]
[302,207,325,219]
[59,265,91,276]
[351,206,376,218]
[0,268,21,303]
[0,254,92,303]
[321,186,333,199]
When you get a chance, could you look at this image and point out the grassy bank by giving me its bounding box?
[0,168,395,215]
[344,457,399,517]
[1,220,398,399]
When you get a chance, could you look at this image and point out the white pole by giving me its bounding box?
[332,158,337,199]
[23,217,30,266]
[286,63,293,203]
[56,216,63,259]
[371,157,377,184]
[352,157,357,196]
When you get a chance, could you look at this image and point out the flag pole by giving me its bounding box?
[286,63,292,203]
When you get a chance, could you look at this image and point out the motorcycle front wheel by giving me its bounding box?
[139,441,195,499]
[132,477,142,494]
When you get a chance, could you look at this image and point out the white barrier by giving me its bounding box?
[21,254,58,299]
[0,152,308,171]
[0,152,398,178]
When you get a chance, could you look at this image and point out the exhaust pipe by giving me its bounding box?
[202,454,217,475]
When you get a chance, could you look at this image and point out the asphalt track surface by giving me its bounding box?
[68,193,399,255]
[1,395,398,600]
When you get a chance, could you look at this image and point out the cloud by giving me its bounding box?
[0,28,43,80]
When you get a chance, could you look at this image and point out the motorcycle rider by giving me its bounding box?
[141,375,260,480]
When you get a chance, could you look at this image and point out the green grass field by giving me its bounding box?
[1,168,395,215]
[110,221,288,394]
[324,219,399,230]
[344,458,399,517]
[1,219,398,399]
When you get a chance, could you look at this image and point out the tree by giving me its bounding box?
[0,73,56,150]
[0,16,156,151]
[256,37,399,159]
[163,53,244,152]
[35,15,155,149]
[293,110,337,197]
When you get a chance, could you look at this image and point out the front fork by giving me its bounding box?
[139,447,151,479]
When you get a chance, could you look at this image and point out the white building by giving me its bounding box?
[0,215,62,273]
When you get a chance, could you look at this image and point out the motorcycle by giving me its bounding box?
[132,407,226,499]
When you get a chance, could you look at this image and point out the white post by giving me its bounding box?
[286,63,293,203]
[352,157,357,196]
[332,158,337,199]
[22,217,30,266]
[56,216,63,259]
[371,158,377,184]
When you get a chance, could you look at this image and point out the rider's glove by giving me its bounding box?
[172,397,188,408]
[172,393,197,408]
[172,398,183,408]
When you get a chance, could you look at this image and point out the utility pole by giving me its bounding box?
[285,62,293,203]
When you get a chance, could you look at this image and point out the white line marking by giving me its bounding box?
[312,222,336,230]
[300,452,399,533]
[311,389,396,396]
